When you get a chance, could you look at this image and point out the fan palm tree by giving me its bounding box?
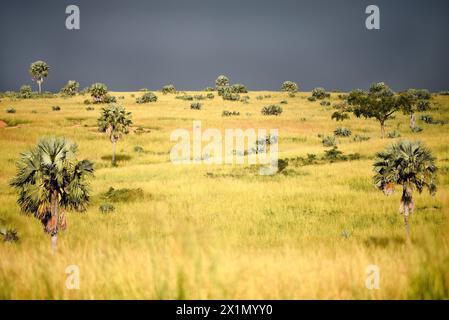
[10,137,94,249]
[29,60,50,94]
[373,140,437,241]
[98,104,132,166]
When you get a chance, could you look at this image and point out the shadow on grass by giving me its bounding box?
[100,154,133,162]
[364,236,405,248]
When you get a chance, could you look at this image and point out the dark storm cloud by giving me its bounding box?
[1,0,448,92]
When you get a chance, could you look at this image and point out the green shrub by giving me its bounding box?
[83,99,90,105]
[134,146,145,153]
[387,130,401,138]
[411,126,423,133]
[307,96,316,102]
[194,94,206,100]
[191,102,202,110]
[102,95,117,103]
[256,96,264,100]
[353,134,370,142]
[6,107,16,113]
[162,84,176,94]
[321,135,337,147]
[231,84,248,93]
[261,105,283,116]
[136,92,158,103]
[215,75,230,88]
[19,85,33,99]
[176,95,193,101]
[88,83,108,102]
[334,127,352,137]
[281,81,298,93]
[60,80,80,96]
[320,100,331,106]
[51,105,61,111]
[219,87,240,101]
[222,110,240,116]
[101,187,144,202]
[331,111,350,121]
[99,203,115,213]
[0,228,19,242]
[280,100,288,104]
[311,87,330,100]
[206,93,214,99]
[86,106,95,111]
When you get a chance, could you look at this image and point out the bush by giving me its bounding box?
[307,96,316,102]
[19,85,33,99]
[88,83,108,102]
[323,146,344,161]
[6,107,16,113]
[353,134,370,142]
[83,99,90,105]
[99,203,115,213]
[134,146,145,153]
[222,110,240,116]
[256,96,264,100]
[334,127,352,137]
[60,80,80,96]
[0,228,19,242]
[311,87,330,100]
[215,75,230,88]
[438,91,449,96]
[102,94,117,104]
[261,105,283,116]
[206,93,214,99]
[101,187,144,202]
[321,135,337,147]
[86,106,95,111]
[387,130,401,138]
[205,87,215,92]
[194,94,206,100]
[219,87,240,101]
[411,126,423,133]
[281,81,298,93]
[288,92,296,98]
[52,105,61,111]
[331,111,350,121]
[320,100,331,106]
[191,102,202,110]
[280,100,288,104]
[176,95,193,101]
[162,84,176,94]
[231,83,248,93]
[136,92,157,103]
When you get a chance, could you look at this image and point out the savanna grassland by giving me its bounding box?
[0,91,448,299]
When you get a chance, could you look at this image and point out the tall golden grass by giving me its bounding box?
[0,92,448,299]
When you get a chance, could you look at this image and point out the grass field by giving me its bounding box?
[0,91,448,299]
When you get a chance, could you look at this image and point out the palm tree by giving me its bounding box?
[373,140,437,242]
[97,104,132,166]
[10,137,94,249]
[29,61,50,94]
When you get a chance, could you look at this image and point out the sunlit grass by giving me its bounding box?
[0,92,448,299]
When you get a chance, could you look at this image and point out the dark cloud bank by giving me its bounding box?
[1,0,448,92]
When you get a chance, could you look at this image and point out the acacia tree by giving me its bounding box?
[29,61,50,94]
[10,137,94,249]
[399,89,432,129]
[345,82,405,139]
[98,104,133,166]
[373,140,437,242]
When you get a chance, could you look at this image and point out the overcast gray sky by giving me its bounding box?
[1,0,448,92]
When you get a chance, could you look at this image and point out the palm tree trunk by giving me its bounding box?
[409,113,416,130]
[400,186,414,243]
[380,121,385,139]
[112,140,116,166]
[47,190,59,250]
[38,79,42,94]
